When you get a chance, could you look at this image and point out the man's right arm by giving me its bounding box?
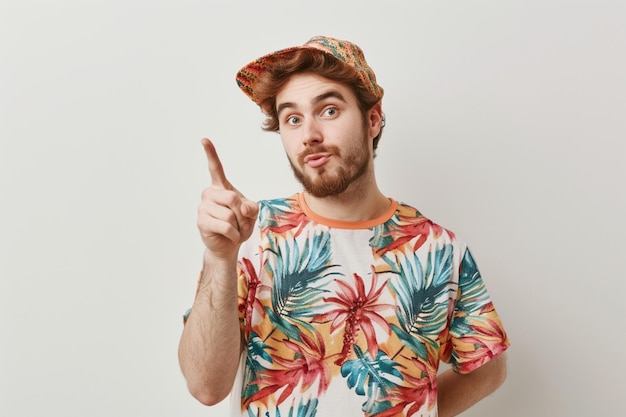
[178,253,242,405]
[178,138,259,406]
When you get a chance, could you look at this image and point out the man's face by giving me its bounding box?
[275,73,378,198]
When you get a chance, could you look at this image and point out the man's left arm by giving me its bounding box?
[436,352,508,417]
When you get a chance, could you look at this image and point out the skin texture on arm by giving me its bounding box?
[178,255,242,405]
[178,139,259,406]
[436,352,508,417]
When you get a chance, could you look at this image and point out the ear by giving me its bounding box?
[367,101,383,139]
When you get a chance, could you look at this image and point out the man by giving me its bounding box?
[178,35,510,417]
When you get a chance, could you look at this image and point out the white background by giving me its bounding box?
[1,1,625,416]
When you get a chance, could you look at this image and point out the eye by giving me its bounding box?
[286,115,301,126]
[322,107,338,117]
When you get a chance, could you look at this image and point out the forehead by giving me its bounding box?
[275,73,356,108]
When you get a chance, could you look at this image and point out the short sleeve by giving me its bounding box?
[441,247,510,374]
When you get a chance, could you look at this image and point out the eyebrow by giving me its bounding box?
[276,90,348,116]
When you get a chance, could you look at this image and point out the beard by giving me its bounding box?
[288,135,371,198]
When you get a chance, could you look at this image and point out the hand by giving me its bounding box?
[197,138,259,260]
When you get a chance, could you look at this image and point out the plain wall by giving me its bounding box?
[1,1,624,416]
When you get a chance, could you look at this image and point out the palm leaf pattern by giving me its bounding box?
[443,249,509,372]
[242,331,275,401]
[387,243,455,358]
[262,230,343,343]
[454,249,491,321]
[446,249,492,338]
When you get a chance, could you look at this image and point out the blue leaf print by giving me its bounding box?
[266,231,342,322]
[387,244,456,353]
[340,346,403,414]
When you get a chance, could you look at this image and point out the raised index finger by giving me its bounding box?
[201,138,229,188]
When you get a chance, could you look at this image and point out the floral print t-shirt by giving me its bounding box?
[231,193,509,417]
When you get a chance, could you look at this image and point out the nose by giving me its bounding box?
[302,118,323,146]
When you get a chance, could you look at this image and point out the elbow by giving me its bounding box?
[188,382,231,406]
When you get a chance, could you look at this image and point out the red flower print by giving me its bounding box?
[314,267,394,365]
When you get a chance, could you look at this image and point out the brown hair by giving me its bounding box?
[253,49,385,150]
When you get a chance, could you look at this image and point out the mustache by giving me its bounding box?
[297,145,340,164]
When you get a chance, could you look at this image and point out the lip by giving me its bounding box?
[303,153,331,168]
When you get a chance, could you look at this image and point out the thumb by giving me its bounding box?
[239,200,259,242]
[241,199,260,220]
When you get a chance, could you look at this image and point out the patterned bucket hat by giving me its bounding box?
[236,35,384,105]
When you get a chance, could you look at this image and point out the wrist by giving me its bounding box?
[195,249,239,293]
[203,247,239,266]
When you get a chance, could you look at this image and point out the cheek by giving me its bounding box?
[280,136,299,159]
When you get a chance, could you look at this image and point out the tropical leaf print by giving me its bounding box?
[387,244,455,358]
[243,331,274,401]
[248,398,319,417]
[265,307,309,342]
[313,267,394,365]
[267,231,341,318]
[340,345,403,415]
[282,398,319,417]
[233,196,510,416]
[370,204,447,255]
[455,249,491,315]
[376,345,439,417]
[259,197,309,237]
[244,331,330,409]
[446,249,494,339]
[459,317,507,361]
[247,331,274,365]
